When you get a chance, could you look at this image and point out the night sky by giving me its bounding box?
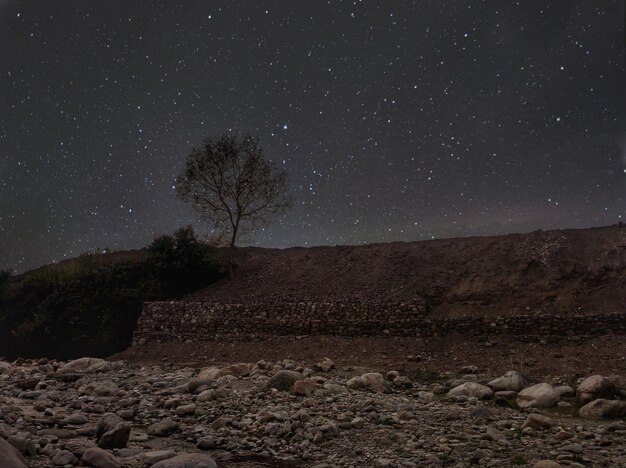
[1,1,625,272]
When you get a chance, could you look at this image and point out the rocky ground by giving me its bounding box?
[1,352,625,468]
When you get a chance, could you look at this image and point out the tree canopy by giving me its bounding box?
[175,134,292,246]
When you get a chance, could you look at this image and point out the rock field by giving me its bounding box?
[1,356,625,468]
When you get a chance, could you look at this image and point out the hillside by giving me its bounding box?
[186,224,626,317]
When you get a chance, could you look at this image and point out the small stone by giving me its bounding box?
[293,380,316,396]
[533,461,565,468]
[141,450,177,465]
[350,417,365,429]
[522,413,554,430]
[175,403,196,416]
[52,449,76,466]
[393,376,412,387]
[95,413,130,449]
[152,453,217,468]
[447,382,493,399]
[197,435,218,450]
[264,370,304,392]
[147,420,180,437]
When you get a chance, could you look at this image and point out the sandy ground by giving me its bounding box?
[113,333,626,384]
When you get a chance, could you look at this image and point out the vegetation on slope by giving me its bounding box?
[0,226,224,359]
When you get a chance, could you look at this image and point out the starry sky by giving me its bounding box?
[1,1,625,272]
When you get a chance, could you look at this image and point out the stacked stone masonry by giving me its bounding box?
[132,301,626,345]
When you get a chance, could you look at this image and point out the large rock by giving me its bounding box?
[95,413,130,449]
[0,437,27,468]
[576,375,616,404]
[516,383,559,409]
[264,370,304,392]
[447,382,493,399]
[361,373,386,392]
[578,399,626,419]
[59,357,109,374]
[488,371,527,392]
[347,373,387,392]
[82,447,122,468]
[346,376,366,390]
[197,366,219,380]
[152,453,217,468]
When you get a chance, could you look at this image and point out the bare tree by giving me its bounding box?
[175,134,292,247]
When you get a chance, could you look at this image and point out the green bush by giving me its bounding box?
[0,227,223,359]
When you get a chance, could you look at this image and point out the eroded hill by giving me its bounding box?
[187,224,626,317]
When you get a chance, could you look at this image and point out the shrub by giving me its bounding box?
[0,227,223,359]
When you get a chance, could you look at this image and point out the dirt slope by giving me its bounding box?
[186,224,626,317]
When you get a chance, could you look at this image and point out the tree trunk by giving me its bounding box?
[229,221,239,247]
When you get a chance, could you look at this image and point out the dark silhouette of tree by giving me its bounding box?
[175,134,292,247]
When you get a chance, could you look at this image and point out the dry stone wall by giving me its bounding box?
[132,301,626,345]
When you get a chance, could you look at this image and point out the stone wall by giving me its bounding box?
[132,301,626,345]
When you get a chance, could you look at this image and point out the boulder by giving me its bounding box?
[197,366,220,380]
[348,373,387,392]
[0,437,27,468]
[95,414,130,449]
[82,447,122,468]
[346,376,367,390]
[447,382,493,399]
[576,375,615,404]
[578,399,626,419]
[59,357,109,374]
[264,370,304,392]
[152,453,217,468]
[516,383,559,409]
[488,371,527,392]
